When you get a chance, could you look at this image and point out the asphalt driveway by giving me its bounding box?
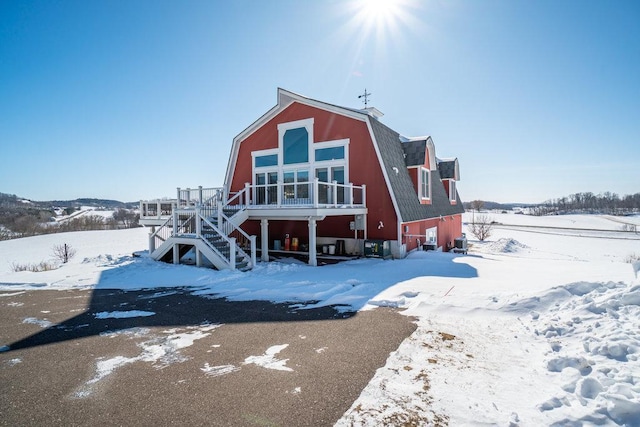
[0,288,416,426]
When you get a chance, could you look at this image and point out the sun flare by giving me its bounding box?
[351,0,416,36]
[361,0,402,20]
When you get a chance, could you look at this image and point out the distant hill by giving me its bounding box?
[0,192,140,240]
[47,198,138,209]
[463,200,534,211]
[1,192,137,209]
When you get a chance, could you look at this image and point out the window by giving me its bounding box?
[449,180,456,202]
[316,166,345,204]
[283,127,308,164]
[426,227,437,244]
[420,168,430,200]
[283,169,309,202]
[255,171,278,205]
[315,146,345,161]
[255,154,278,168]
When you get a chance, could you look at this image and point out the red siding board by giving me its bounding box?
[401,214,463,252]
[229,102,400,242]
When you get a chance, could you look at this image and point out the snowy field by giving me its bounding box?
[1,214,639,426]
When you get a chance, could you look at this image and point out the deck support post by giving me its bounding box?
[173,244,180,265]
[196,248,202,267]
[149,226,156,254]
[250,235,257,267]
[260,219,269,262]
[308,218,317,267]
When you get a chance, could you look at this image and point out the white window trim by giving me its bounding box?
[250,119,352,195]
[426,226,438,246]
[313,138,349,183]
[278,118,314,167]
[252,148,279,166]
[252,148,280,186]
[420,167,431,200]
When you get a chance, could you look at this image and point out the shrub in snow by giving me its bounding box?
[468,214,494,241]
[52,243,76,264]
[10,261,57,272]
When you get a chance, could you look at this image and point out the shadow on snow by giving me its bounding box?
[2,252,478,353]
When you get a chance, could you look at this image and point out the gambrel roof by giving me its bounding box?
[369,119,464,222]
[227,88,464,223]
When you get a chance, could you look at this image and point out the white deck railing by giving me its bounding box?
[141,181,366,221]
[140,186,224,221]
[233,179,366,209]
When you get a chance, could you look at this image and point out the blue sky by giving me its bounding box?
[1,0,638,204]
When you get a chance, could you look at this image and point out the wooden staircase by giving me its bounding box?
[148,188,255,271]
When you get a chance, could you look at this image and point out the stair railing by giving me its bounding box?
[217,209,256,268]
[148,216,173,253]
[197,210,239,270]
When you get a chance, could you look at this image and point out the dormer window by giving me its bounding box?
[420,168,430,200]
[449,179,456,202]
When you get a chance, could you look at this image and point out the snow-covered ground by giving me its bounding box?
[1,214,639,426]
[52,206,118,223]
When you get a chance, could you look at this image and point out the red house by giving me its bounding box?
[140,88,464,270]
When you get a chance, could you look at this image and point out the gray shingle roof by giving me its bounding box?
[401,139,426,167]
[438,160,456,179]
[369,119,465,222]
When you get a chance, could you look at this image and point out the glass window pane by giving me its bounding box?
[283,171,294,183]
[332,167,344,184]
[316,168,328,182]
[422,169,429,198]
[255,154,278,168]
[315,146,345,161]
[297,170,309,182]
[283,128,308,164]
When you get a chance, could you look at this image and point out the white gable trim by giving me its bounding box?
[426,137,437,171]
[225,88,369,194]
[364,117,403,243]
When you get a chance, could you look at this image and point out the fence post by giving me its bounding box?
[198,186,203,206]
[244,182,251,206]
[176,188,181,207]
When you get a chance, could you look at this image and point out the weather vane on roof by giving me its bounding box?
[358,89,371,108]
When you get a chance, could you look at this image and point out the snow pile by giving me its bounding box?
[524,281,640,425]
[482,237,529,254]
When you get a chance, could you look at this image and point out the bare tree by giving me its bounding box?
[470,200,484,212]
[113,209,139,229]
[469,214,494,241]
[52,243,76,263]
[469,200,485,225]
